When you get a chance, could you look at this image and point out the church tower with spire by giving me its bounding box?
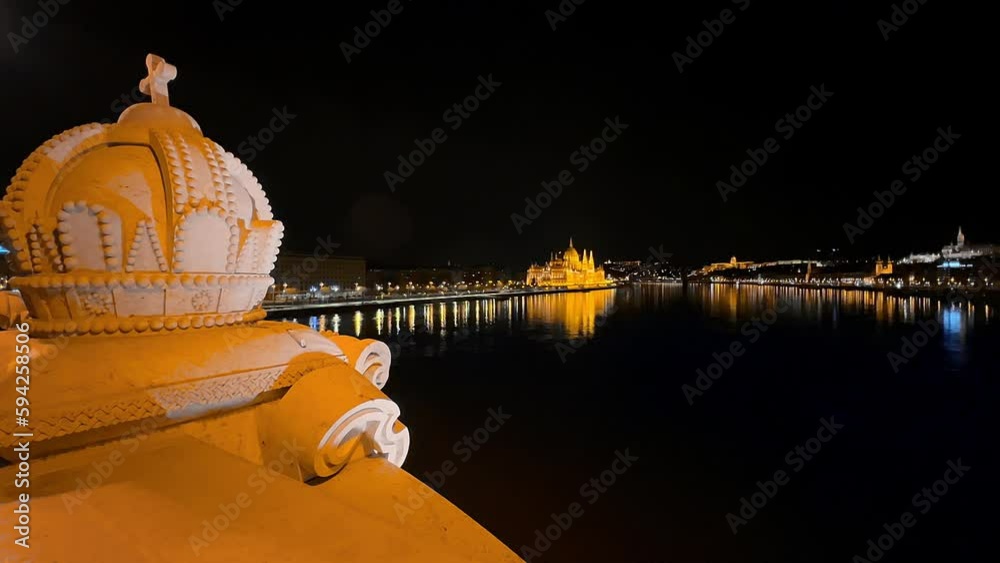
[875,255,894,277]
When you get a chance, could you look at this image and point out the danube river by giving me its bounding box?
[272,284,994,562]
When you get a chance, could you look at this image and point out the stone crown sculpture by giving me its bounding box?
[0,54,282,336]
[0,55,520,562]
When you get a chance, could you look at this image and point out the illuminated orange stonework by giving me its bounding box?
[526,238,610,288]
[874,256,894,277]
[0,54,517,562]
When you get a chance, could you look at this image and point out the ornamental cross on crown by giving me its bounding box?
[138,53,177,106]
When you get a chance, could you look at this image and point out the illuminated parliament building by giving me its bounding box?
[526,238,610,288]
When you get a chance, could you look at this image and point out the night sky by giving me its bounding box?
[0,0,991,269]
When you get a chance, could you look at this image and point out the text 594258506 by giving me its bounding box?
[12,322,33,550]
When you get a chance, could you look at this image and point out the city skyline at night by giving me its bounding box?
[1,1,991,268]
[0,2,994,562]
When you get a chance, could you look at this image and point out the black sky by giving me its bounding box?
[0,0,992,269]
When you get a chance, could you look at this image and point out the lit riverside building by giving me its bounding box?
[526,238,610,287]
[272,253,366,293]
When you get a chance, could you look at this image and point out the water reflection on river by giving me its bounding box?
[684,283,993,328]
[284,288,619,341]
[274,283,995,561]
[280,283,993,366]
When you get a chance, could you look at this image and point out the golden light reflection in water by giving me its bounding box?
[300,290,618,341]
[673,283,990,363]
[523,289,617,339]
[685,283,962,325]
[293,285,988,367]
[424,304,434,330]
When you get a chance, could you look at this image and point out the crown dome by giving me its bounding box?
[0,55,283,336]
[563,238,579,263]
